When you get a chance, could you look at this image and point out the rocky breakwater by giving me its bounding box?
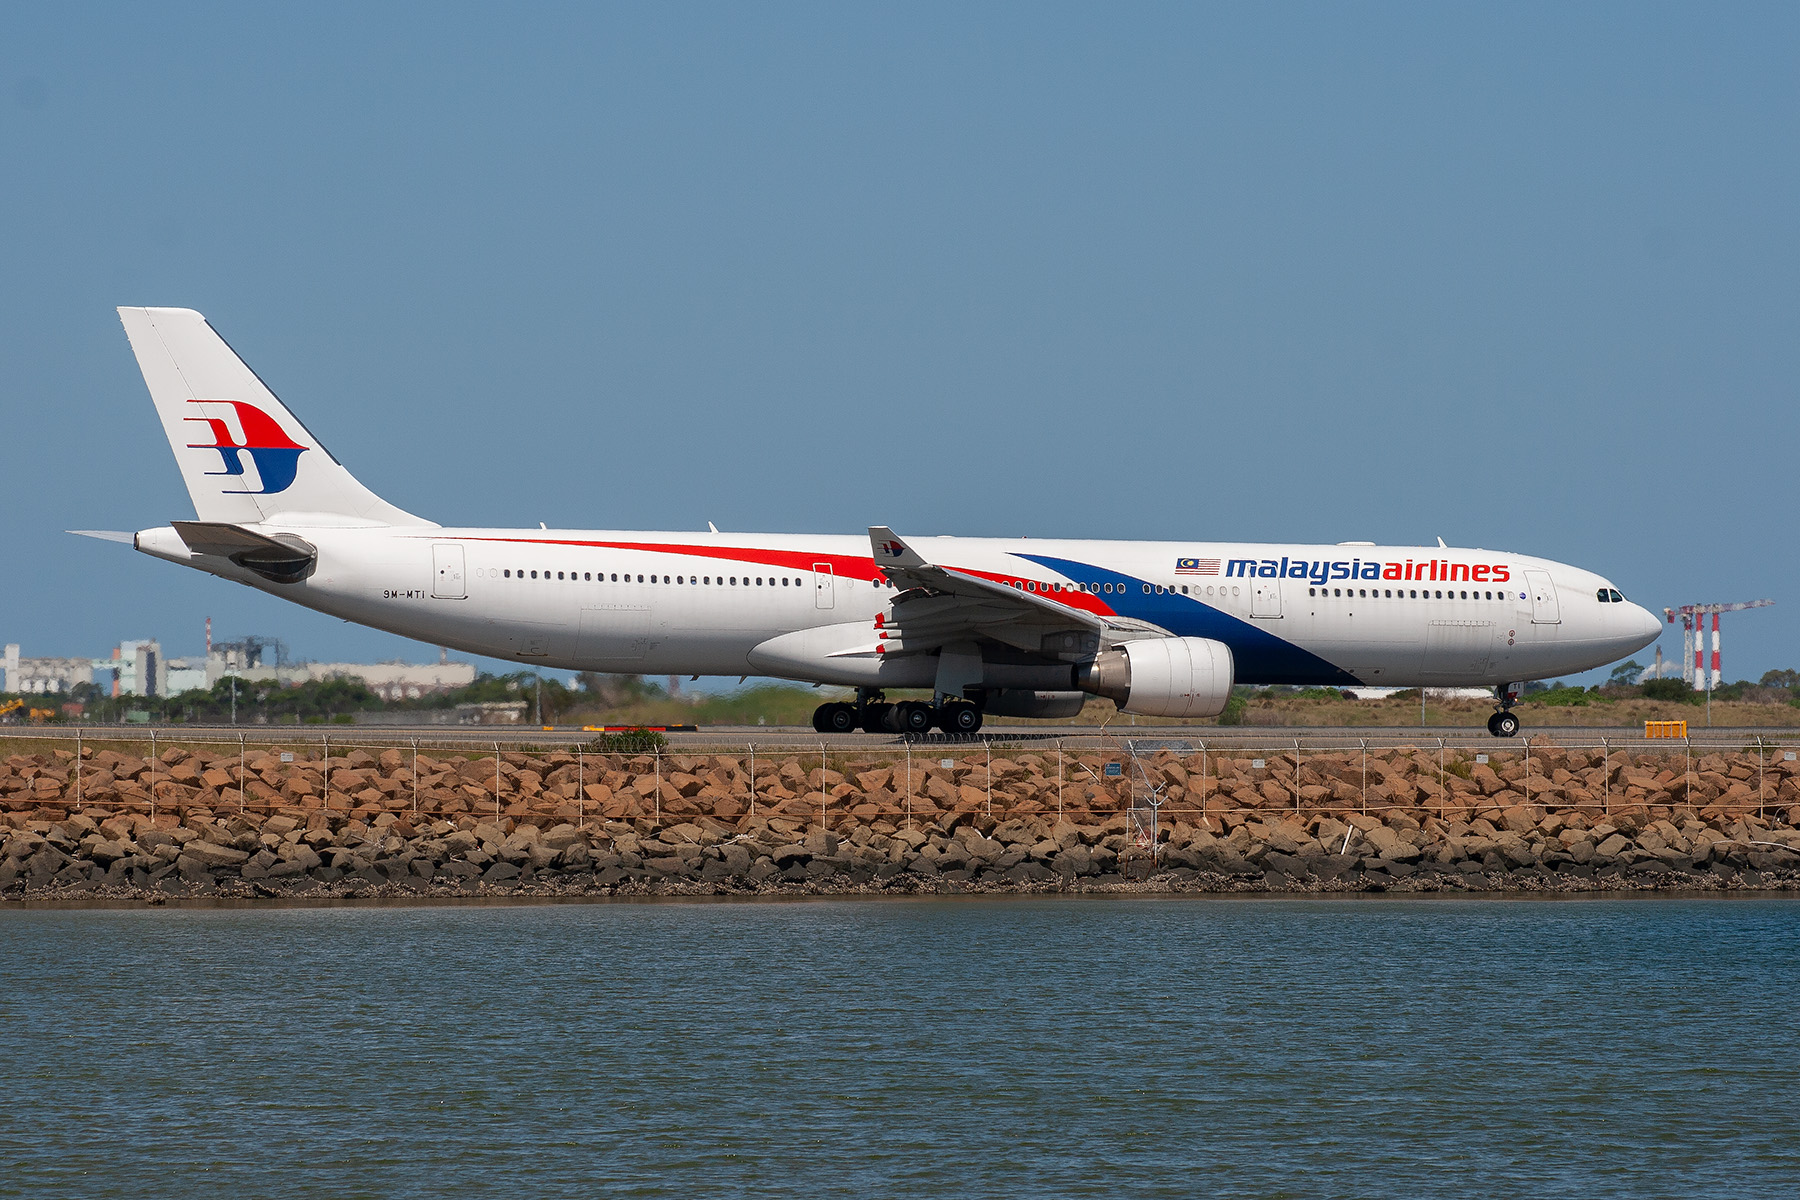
[0,742,1796,899]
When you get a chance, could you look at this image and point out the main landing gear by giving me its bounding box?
[810,690,982,735]
[1486,682,1523,738]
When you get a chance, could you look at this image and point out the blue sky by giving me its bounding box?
[3,3,1795,686]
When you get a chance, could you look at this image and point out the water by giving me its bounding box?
[1,897,1796,1198]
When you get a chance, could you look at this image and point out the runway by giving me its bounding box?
[6,723,1796,753]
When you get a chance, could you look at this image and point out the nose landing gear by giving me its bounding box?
[1486,682,1524,738]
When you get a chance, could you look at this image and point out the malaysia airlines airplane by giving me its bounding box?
[85,307,1660,737]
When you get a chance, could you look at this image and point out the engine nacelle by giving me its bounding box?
[1073,637,1234,718]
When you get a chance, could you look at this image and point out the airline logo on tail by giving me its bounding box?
[183,400,306,494]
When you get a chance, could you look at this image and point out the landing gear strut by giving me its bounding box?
[1486,682,1523,738]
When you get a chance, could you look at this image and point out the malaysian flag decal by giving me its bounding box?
[1175,557,1220,575]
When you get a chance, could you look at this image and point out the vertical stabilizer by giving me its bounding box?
[117,307,432,527]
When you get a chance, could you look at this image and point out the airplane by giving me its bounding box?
[81,306,1662,738]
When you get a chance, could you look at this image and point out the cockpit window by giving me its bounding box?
[1597,588,1610,603]
[1609,588,1625,603]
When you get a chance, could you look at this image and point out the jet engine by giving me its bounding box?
[1073,637,1234,718]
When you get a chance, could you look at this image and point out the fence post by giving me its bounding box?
[322,732,330,810]
[1757,736,1765,821]
[654,744,662,827]
[986,743,992,818]
[1056,742,1063,821]
[1437,737,1445,819]
[495,741,502,821]
[905,742,913,831]
[1198,739,1207,824]
[1524,739,1530,805]
[412,739,420,818]
[818,742,826,831]
[149,730,156,823]
[1293,739,1300,812]
[1602,738,1609,815]
[75,728,82,806]
[1360,739,1367,814]
[239,732,246,815]
[749,744,756,818]
[577,745,584,830]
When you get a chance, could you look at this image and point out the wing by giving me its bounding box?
[867,526,1166,661]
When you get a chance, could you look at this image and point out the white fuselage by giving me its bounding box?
[135,524,1662,691]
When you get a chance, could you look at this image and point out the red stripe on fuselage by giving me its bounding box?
[450,536,1120,617]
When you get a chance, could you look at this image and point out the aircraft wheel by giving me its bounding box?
[896,701,935,734]
[860,703,893,734]
[1488,711,1519,738]
[938,701,982,734]
[814,703,857,734]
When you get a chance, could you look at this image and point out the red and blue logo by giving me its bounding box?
[183,400,306,494]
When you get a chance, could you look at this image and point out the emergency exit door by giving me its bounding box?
[813,563,835,610]
[1251,577,1282,619]
[432,543,466,599]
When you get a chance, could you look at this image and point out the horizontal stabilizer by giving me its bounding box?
[67,529,136,544]
[171,520,316,584]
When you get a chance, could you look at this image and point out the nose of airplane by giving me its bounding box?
[1629,603,1663,646]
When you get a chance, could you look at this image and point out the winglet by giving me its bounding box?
[869,527,927,570]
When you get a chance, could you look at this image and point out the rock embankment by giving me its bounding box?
[0,743,1796,899]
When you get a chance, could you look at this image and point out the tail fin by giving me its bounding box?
[117,307,432,527]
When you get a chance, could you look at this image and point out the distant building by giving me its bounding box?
[105,640,166,698]
[164,657,209,694]
[3,645,96,695]
[297,660,477,700]
[8,632,475,703]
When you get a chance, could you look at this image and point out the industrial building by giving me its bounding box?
[5,631,475,701]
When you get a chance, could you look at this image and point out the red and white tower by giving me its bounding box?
[1663,600,1774,692]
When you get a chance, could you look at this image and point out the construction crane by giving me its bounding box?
[1663,600,1774,690]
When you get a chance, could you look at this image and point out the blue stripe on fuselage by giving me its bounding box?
[1015,553,1358,686]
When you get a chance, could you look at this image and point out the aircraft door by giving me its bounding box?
[813,563,835,610]
[432,543,466,599]
[1524,570,1560,624]
[1251,577,1282,619]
